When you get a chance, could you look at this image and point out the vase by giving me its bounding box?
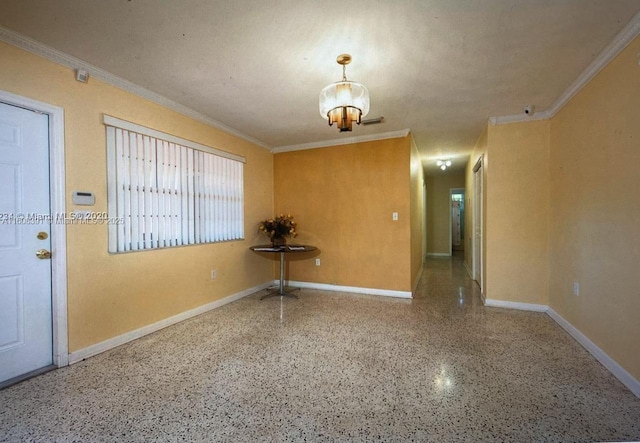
[271,236,286,247]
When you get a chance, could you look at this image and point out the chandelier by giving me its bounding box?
[319,54,370,132]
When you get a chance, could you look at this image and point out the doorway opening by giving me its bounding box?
[449,188,465,256]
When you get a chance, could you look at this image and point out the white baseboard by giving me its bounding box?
[547,308,640,398]
[68,282,272,364]
[286,280,412,299]
[484,298,548,312]
[67,279,639,399]
[484,299,639,398]
[427,253,451,257]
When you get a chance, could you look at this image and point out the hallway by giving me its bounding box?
[1,255,639,442]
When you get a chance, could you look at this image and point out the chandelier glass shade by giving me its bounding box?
[319,55,370,132]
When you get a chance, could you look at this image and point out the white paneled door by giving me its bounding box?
[0,102,53,384]
[473,157,483,293]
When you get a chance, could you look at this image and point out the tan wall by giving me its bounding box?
[409,136,425,289]
[426,173,465,255]
[464,121,549,305]
[1,42,275,352]
[486,120,550,305]
[273,137,412,292]
[549,35,640,379]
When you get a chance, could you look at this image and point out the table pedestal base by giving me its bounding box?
[260,251,301,301]
[260,288,300,300]
[249,246,317,301]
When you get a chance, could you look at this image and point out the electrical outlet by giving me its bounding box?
[573,281,579,296]
[392,212,398,221]
[211,270,217,280]
[315,258,321,266]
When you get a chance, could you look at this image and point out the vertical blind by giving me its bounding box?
[105,115,245,253]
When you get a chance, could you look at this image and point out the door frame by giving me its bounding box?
[472,155,484,296]
[0,90,68,368]
[448,188,465,256]
[423,181,427,261]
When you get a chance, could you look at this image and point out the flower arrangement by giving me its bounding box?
[258,214,297,244]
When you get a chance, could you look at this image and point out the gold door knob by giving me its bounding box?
[36,249,51,259]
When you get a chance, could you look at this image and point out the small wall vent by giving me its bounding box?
[362,116,384,125]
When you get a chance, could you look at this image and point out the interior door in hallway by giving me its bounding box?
[0,102,53,384]
[473,157,483,292]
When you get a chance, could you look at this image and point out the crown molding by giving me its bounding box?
[546,9,640,118]
[488,111,551,126]
[490,10,640,126]
[271,129,411,153]
[0,25,270,150]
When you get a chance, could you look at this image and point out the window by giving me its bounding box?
[104,115,245,253]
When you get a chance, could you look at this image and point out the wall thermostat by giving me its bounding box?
[72,191,95,206]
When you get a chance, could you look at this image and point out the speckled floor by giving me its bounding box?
[1,254,639,442]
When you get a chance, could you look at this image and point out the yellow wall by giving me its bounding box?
[273,137,413,292]
[549,35,640,379]
[486,121,550,305]
[462,35,640,380]
[464,121,550,305]
[409,136,425,290]
[426,173,465,255]
[1,41,275,352]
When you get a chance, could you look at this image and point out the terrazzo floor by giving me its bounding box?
[1,254,639,442]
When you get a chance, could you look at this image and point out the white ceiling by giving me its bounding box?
[2,0,640,174]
